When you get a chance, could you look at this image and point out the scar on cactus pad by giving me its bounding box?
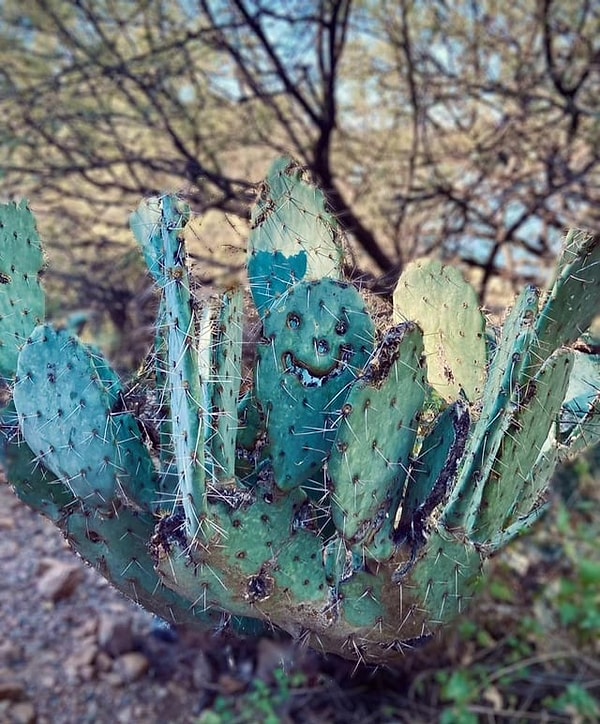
[1,162,599,665]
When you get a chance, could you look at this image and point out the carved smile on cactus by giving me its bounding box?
[1,158,600,665]
[282,345,354,387]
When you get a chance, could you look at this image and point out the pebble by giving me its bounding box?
[112,652,150,683]
[36,560,83,602]
[9,701,36,724]
[0,514,15,531]
[0,679,25,702]
[97,614,135,657]
[0,641,23,665]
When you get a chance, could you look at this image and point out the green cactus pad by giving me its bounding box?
[398,400,470,545]
[532,229,600,371]
[157,487,330,620]
[558,350,600,458]
[235,390,269,482]
[328,323,426,559]
[339,572,385,629]
[444,286,539,528]
[14,325,157,512]
[248,157,344,316]
[400,528,483,625]
[211,289,244,483]
[471,348,574,545]
[131,196,208,534]
[392,258,486,403]
[130,195,191,285]
[0,201,46,380]
[255,279,375,490]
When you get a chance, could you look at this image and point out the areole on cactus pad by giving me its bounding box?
[1,159,599,664]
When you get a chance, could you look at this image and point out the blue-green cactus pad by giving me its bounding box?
[533,229,600,370]
[398,399,470,544]
[559,350,600,456]
[248,157,344,316]
[14,325,157,512]
[255,279,375,490]
[328,323,426,559]
[472,348,574,545]
[0,201,45,380]
[444,285,539,528]
[211,289,244,482]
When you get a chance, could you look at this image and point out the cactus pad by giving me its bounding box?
[393,259,487,402]
[255,278,375,490]
[328,323,426,559]
[0,201,45,380]
[248,157,344,316]
[13,325,157,512]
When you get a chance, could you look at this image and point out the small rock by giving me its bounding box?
[0,680,25,702]
[9,701,36,724]
[95,651,113,673]
[0,642,23,665]
[97,614,135,657]
[36,560,83,602]
[112,652,150,683]
[217,673,247,695]
[0,514,15,531]
[69,639,99,668]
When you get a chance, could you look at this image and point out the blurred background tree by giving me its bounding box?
[0,0,598,352]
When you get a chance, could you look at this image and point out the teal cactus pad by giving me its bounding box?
[532,229,600,371]
[328,323,426,559]
[130,195,191,285]
[558,350,600,458]
[401,528,483,625]
[14,325,157,512]
[0,201,45,380]
[235,390,268,482]
[248,157,344,316]
[255,278,375,490]
[444,286,539,528]
[131,196,208,535]
[393,258,487,403]
[398,399,470,545]
[471,348,574,546]
[211,289,244,483]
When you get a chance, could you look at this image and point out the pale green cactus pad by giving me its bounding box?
[392,258,487,403]
[1,163,599,665]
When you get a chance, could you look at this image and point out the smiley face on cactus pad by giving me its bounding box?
[264,279,374,382]
[255,279,375,490]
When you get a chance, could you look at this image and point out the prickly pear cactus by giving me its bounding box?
[1,160,599,665]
